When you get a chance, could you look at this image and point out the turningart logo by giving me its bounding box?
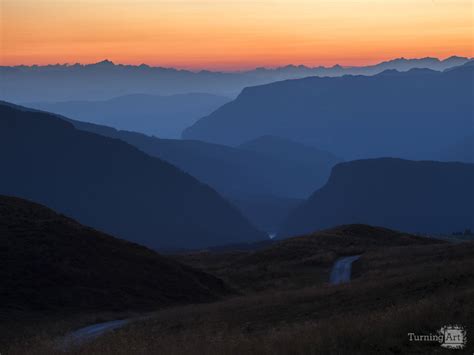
[408,325,467,350]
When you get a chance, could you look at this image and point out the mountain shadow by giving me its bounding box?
[0,102,265,250]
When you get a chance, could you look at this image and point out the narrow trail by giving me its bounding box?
[60,319,131,348]
[62,254,363,347]
[329,255,361,285]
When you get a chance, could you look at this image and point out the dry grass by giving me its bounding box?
[174,224,438,292]
[12,289,472,355]
[10,240,474,355]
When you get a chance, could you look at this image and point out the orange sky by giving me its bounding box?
[1,0,473,70]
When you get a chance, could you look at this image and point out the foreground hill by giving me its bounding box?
[281,158,474,237]
[26,93,230,138]
[176,224,438,292]
[52,240,474,355]
[0,103,265,249]
[183,65,474,160]
[0,195,231,315]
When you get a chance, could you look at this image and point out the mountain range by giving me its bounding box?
[60,118,340,232]
[25,93,230,139]
[65,120,340,199]
[1,56,470,102]
[0,102,265,250]
[280,158,474,237]
[184,62,474,161]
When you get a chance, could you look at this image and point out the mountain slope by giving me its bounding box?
[280,158,474,237]
[0,102,265,249]
[26,93,230,138]
[183,65,474,160]
[239,135,340,187]
[0,195,231,314]
[239,135,336,161]
[230,195,304,234]
[62,119,340,199]
[63,121,339,232]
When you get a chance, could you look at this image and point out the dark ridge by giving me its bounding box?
[0,102,266,250]
[280,158,474,237]
[0,195,233,315]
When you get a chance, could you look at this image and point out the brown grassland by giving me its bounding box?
[6,225,474,354]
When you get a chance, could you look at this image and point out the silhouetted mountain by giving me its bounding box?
[0,195,231,314]
[1,56,469,102]
[280,159,474,237]
[183,65,474,160]
[26,93,230,138]
[58,120,338,232]
[445,58,474,72]
[363,56,470,73]
[0,102,265,249]
[58,119,340,199]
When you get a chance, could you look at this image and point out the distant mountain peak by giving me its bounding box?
[382,57,441,65]
[90,59,115,67]
[383,57,408,64]
[443,55,468,62]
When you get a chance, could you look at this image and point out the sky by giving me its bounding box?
[1,0,473,70]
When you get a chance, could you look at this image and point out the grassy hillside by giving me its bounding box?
[14,236,473,354]
[175,224,439,292]
[0,195,233,348]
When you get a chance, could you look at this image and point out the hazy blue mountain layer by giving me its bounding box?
[0,102,265,249]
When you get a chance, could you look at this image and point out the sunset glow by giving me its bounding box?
[1,0,473,70]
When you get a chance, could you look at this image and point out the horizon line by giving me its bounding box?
[1,55,470,73]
